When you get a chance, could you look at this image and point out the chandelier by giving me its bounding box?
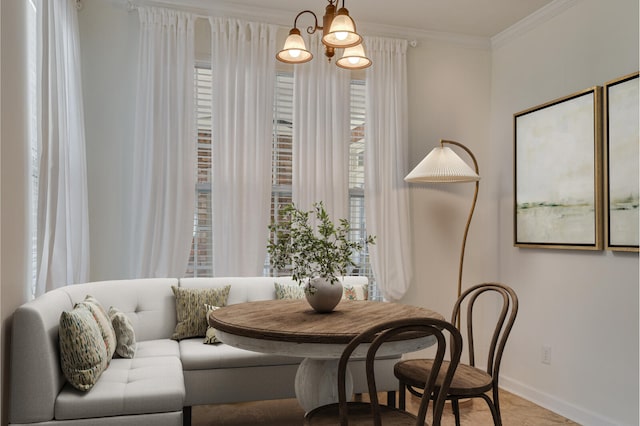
[276,0,371,70]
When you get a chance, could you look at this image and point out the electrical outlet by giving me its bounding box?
[541,345,551,365]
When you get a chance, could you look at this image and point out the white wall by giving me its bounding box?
[401,38,494,333]
[491,1,639,425]
[1,1,33,424]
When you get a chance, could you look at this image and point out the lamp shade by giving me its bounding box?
[322,8,361,48]
[336,43,371,70]
[405,146,480,183]
[276,29,313,64]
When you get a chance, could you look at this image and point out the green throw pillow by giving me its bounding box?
[172,285,230,340]
[274,282,305,300]
[59,305,108,391]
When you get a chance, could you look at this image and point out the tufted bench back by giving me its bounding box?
[178,276,369,305]
[60,278,178,341]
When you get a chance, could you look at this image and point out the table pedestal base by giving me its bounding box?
[294,358,353,413]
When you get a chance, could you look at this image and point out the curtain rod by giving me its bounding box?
[122,0,417,46]
[126,1,211,20]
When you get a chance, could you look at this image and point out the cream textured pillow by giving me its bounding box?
[108,306,136,358]
[59,306,108,391]
[274,282,305,300]
[75,295,116,360]
[171,285,231,340]
[203,304,221,344]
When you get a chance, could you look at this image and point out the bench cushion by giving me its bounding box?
[134,339,180,358]
[179,339,301,370]
[55,356,184,420]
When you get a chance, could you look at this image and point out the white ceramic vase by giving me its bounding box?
[305,277,343,313]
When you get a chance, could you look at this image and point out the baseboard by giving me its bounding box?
[499,376,620,426]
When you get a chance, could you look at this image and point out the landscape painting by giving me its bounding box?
[605,72,639,251]
[514,87,603,250]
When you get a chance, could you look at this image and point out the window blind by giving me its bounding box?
[185,66,213,277]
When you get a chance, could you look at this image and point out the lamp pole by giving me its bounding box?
[439,140,479,328]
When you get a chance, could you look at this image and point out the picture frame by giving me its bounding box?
[604,72,639,252]
[514,86,603,250]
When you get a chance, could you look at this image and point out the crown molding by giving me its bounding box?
[125,0,491,49]
[491,0,580,49]
[359,22,491,50]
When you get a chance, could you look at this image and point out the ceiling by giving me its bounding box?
[211,0,555,38]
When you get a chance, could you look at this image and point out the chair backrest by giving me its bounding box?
[336,317,463,426]
[451,282,518,384]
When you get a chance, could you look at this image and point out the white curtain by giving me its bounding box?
[35,0,90,295]
[292,34,351,221]
[129,7,196,278]
[210,18,277,276]
[364,37,412,301]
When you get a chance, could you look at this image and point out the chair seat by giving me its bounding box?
[304,401,424,426]
[395,359,493,396]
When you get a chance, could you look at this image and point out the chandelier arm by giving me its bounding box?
[294,10,321,34]
[440,140,479,329]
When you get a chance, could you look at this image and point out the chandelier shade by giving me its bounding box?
[336,43,371,69]
[322,8,361,48]
[276,28,313,64]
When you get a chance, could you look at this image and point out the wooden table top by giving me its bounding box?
[209,299,444,345]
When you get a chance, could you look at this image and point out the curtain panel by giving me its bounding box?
[364,36,413,301]
[210,18,277,276]
[129,7,196,278]
[35,0,90,295]
[292,33,351,222]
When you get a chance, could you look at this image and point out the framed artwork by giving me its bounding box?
[604,72,639,252]
[514,87,603,250]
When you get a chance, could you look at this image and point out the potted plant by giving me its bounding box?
[267,201,375,312]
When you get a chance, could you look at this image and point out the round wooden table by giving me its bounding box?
[209,299,444,411]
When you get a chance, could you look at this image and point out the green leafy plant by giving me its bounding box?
[267,202,375,286]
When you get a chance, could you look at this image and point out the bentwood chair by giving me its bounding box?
[304,317,463,426]
[394,283,518,426]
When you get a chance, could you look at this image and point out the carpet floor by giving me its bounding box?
[192,389,579,425]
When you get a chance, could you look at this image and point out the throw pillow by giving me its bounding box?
[203,304,221,344]
[59,305,109,391]
[343,283,368,301]
[274,282,305,300]
[171,285,231,340]
[108,306,136,358]
[75,295,117,360]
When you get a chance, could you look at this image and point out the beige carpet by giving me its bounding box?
[192,389,579,425]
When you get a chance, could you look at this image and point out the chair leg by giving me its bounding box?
[452,399,461,426]
[493,387,503,426]
[387,390,396,408]
[183,406,192,426]
[480,393,501,426]
[399,382,406,410]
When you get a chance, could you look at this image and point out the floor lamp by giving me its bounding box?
[404,140,480,327]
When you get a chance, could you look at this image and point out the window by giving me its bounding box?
[187,68,376,299]
[185,67,213,277]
